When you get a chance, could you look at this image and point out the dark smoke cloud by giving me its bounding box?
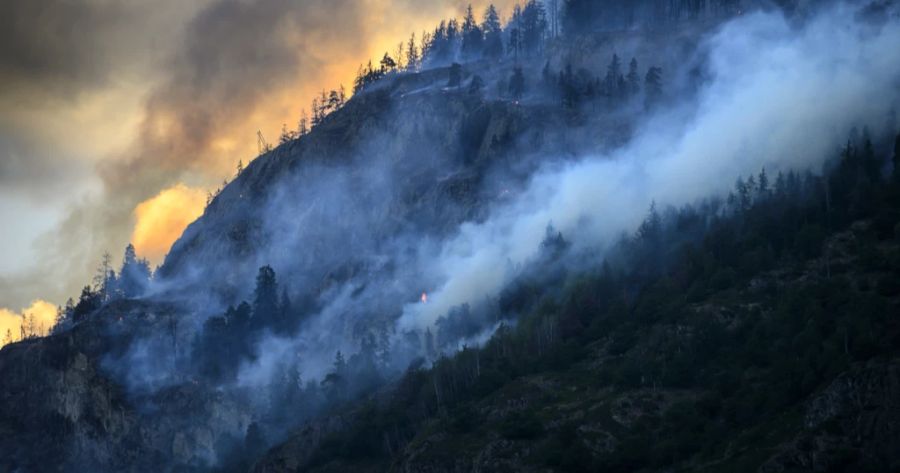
[0,0,137,94]
[99,0,367,196]
[0,0,518,316]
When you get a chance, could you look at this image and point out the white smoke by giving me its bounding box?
[399,2,900,330]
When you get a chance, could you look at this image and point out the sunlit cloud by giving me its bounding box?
[131,184,207,266]
[0,300,57,347]
[0,0,519,310]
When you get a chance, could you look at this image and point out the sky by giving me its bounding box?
[0,0,516,338]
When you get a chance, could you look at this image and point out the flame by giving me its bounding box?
[421,292,428,304]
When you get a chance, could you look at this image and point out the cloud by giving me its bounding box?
[0,0,519,310]
[0,0,135,94]
[132,184,208,266]
[0,300,57,347]
[0,0,211,98]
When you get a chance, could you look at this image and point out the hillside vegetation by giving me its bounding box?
[254,135,900,472]
[1,1,898,472]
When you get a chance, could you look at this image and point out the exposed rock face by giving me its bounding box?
[0,301,250,472]
[1,4,896,471]
[761,360,900,472]
[250,416,349,473]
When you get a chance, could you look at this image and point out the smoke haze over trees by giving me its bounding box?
[1,0,899,471]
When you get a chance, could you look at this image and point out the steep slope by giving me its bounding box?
[0,54,648,472]
[0,300,250,472]
[1,2,897,472]
[159,65,564,298]
[252,179,900,473]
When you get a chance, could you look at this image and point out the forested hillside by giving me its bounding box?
[255,134,900,472]
[0,1,897,472]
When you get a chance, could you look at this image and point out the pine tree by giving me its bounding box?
[327,89,341,112]
[421,30,433,59]
[53,305,66,332]
[297,110,308,136]
[461,4,483,58]
[559,64,578,109]
[548,0,560,38]
[605,54,623,99]
[521,0,547,54]
[380,52,396,72]
[321,350,347,401]
[118,243,150,298]
[253,265,279,327]
[395,41,405,70]
[462,4,477,34]
[424,328,437,360]
[406,33,419,71]
[353,65,365,94]
[333,350,346,374]
[509,66,526,100]
[448,63,463,88]
[282,363,302,406]
[311,97,322,126]
[757,168,770,198]
[482,5,503,58]
[279,123,295,144]
[320,89,329,115]
[446,19,459,45]
[860,127,879,181]
[627,57,640,95]
[645,66,663,107]
[278,288,292,332]
[232,301,252,331]
[508,4,523,60]
[93,252,114,301]
[735,177,752,211]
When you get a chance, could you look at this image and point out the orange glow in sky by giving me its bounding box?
[131,184,207,265]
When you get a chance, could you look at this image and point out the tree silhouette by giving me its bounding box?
[521,1,548,54]
[406,33,419,71]
[605,54,624,99]
[509,66,526,100]
[253,265,279,328]
[461,4,484,58]
[118,243,151,298]
[627,57,640,96]
[448,63,463,88]
[645,66,663,106]
[482,5,503,58]
[380,52,397,72]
